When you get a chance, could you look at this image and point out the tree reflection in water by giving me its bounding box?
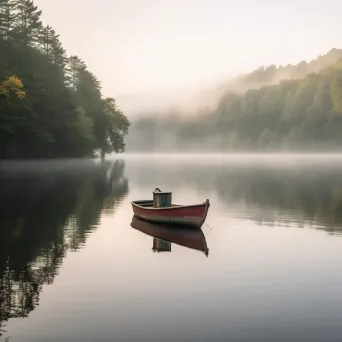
[0,159,129,337]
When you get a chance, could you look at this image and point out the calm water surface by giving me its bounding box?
[1,155,342,342]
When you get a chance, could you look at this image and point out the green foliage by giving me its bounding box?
[330,74,342,114]
[126,49,342,152]
[0,0,130,159]
[103,97,130,154]
[0,0,16,43]
[14,0,42,47]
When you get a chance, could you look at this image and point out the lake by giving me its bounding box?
[1,154,342,342]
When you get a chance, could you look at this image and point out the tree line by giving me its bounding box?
[126,48,342,152]
[0,0,130,159]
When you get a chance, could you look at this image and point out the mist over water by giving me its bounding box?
[120,48,342,118]
[1,155,342,341]
[123,49,342,155]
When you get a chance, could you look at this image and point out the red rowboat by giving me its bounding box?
[131,215,209,256]
[131,191,210,229]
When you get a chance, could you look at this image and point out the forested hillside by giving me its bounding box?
[0,0,130,159]
[213,48,342,96]
[126,49,342,152]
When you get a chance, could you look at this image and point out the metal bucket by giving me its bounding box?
[153,188,172,208]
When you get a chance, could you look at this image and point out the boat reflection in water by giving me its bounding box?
[152,238,172,253]
[130,215,209,257]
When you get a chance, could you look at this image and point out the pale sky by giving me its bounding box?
[35,0,342,98]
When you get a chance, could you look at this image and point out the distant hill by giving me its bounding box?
[207,48,342,100]
[119,48,342,120]
[126,48,342,153]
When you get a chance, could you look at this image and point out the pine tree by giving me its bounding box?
[0,0,5,39]
[39,25,53,58]
[39,25,66,69]
[51,34,66,69]
[14,0,42,47]
[65,55,87,91]
[0,0,17,44]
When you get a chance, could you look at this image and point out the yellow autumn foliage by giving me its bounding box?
[0,75,25,99]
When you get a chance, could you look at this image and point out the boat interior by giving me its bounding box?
[132,200,181,208]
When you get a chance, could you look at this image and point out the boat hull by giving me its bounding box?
[131,199,210,228]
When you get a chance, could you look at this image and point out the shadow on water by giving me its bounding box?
[130,215,209,257]
[0,159,129,337]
